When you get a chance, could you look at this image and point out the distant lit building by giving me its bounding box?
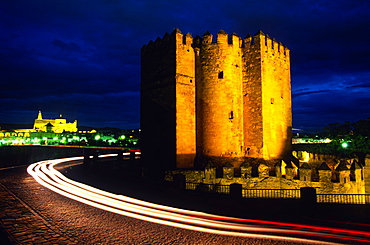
[0,111,141,147]
[33,111,77,133]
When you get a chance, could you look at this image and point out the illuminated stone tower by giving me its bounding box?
[141,29,292,170]
[141,29,196,170]
[196,31,245,165]
[243,31,292,161]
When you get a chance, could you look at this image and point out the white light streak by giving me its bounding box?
[27,156,370,244]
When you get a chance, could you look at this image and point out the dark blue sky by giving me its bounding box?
[1,0,369,131]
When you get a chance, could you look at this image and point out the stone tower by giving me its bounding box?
[141,29,196,170]
[141,29,292,170]
[196,30,245,166]
[243,31,292,160]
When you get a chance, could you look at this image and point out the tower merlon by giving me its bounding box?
[154,36,162,46]
[184,33,193,45]
[243,34,253,49]
[217,30,228,44]
[230,32,242,47]
[202,31,213,44]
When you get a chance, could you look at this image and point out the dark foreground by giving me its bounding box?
[64,159,370,226]
[1,157,370,244]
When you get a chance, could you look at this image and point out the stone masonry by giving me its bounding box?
[166,154,368,195]
[141,29,292,170]
[0,183,78,244]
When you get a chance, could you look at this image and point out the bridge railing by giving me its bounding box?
[317,194,370,204]
[183,182,370,204]
[242,189,300,199]
[185,182,230,194]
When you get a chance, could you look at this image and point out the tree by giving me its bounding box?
[352,118,370,137]
[313,119,370,157]
[322,122,351,138]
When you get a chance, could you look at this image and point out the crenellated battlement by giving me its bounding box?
[143,28,289,57]
[141,28,292,170]
[142,29,194,54]
[166,156,367,195]
[242,30,290,57]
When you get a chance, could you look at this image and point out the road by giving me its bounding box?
[1,156,370,244]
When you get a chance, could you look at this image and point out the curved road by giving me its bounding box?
[1,156,370,244]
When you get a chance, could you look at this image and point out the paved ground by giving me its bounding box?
[0,163,293,245]
[0,182,78,244]
[1,159,369,244]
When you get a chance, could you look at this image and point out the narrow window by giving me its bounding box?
[229,111,234,119]
[218,71,224,79]
[271,98,274,104]
[190,79,192,83]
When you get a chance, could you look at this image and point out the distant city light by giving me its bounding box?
[0,128,139,147]
[341,142,348,148]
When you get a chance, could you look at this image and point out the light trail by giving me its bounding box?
[27,156,370,244]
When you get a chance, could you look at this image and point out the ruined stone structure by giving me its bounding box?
[166,154,369,195]
[141,29,291,170]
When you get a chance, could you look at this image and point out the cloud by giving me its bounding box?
[52,39,80,52]
[1,0,369,130]
[292,89,332,98]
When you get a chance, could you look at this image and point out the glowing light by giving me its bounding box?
[95,135,101,140]
[26,156,370,244]
[120,135,126,140]
[341,142,348,148]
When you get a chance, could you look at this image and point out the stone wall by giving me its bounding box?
[166,156,366,194]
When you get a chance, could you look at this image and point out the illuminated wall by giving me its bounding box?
[243,31,291,160]
[196,31,245,167]
[141,29,292,169]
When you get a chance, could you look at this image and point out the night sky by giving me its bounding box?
[1,0,369,132]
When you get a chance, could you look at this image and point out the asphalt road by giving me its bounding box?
[1,158,369,244]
